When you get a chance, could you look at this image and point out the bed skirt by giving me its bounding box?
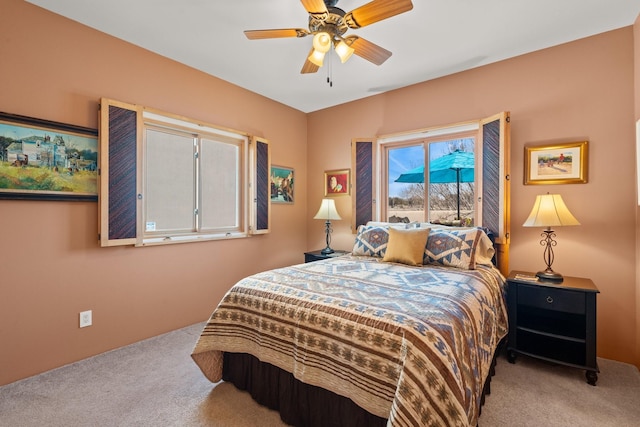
[222,340,504,427]
[222,352,387,427]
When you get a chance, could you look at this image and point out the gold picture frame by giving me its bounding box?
[324,169,350,196]
[524,141,588,185]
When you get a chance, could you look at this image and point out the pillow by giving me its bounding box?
[474,231,496,266]
[420,224,495,266]
[352,225,390,257]
[365,221,409,229]
[382,227,430,266]
[424,228,493,269]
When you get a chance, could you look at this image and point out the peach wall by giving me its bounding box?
[0,0,308,386]
[307,28,638,365]
[634,14,640,368]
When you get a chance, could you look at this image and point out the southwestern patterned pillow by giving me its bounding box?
[423,228,486,269]
[352,225,390,257]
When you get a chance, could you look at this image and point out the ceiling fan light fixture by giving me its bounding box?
[308,49,325,67]
[312,32,332,53]
[335,40,355,63]
[245,0,415,75]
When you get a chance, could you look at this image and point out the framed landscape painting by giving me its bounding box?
[524,141,588,185]
[0,112,99,201]
[270,165,294,203]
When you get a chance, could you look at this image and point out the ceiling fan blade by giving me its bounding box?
[244,29,309,40]
[347,36,392,65]
[345,0,413,29]
[300,0,328,17]
[301,49,320,74]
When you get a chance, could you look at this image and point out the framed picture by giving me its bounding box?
[324,168,350,196]
[270,165,294,203]
[0,112,98,201]
[524,141,588,185]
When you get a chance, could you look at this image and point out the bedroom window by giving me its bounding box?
[352,112,510,272]
[142,122,245,243]
[98,98,270,247]
[383,132,476,225]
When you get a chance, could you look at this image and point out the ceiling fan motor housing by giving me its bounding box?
[309,6,348,42]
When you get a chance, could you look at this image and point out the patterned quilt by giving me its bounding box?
[191,255,508,427]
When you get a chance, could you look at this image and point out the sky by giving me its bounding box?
[388,138,474,197]
[0,123,97,152]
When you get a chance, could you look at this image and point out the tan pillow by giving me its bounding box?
[382,227,430,266]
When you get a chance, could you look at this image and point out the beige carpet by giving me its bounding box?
[1,322,639,427]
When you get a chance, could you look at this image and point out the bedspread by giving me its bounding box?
[191,255,508,427]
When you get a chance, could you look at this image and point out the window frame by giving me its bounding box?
[377,123,480,223]
[140,117,249,244]
[98,98,269,248]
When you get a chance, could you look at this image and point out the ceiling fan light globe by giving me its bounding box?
[312,32,332,53]
[335,40,355,63]
[308,49,325,67]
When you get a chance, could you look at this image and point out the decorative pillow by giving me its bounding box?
[365,221,409,229]
[424,228,491,269]
[352,225,390,257]
[382,227,430,266]
[474,231,496,266]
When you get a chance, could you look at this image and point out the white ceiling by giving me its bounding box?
[26,0,640,113]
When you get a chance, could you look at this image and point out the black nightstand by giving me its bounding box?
[506,271,599,385]
[304,249,350,263]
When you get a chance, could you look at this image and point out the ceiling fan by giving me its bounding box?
[244,0,414,74]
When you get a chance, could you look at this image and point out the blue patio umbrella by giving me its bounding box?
[394,150,475,219]
[393,165,426,183]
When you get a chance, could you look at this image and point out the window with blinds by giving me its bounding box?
[98,98,270,247]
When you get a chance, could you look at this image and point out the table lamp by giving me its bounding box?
[522,193,580,282]
[313,198,342,254]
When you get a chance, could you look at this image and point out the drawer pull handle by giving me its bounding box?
[546,296,554,304]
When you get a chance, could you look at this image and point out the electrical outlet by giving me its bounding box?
[79,310,92,328]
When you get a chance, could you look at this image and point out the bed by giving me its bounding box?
[192,224,508,426]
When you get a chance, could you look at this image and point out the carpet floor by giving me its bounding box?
[1,322,639,426]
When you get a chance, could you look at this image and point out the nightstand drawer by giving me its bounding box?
[517,285,585,314]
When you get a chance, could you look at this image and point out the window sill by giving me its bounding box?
[139,231,249,246]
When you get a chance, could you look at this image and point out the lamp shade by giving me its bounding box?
[314,198,342,220]
[523,194,580,227]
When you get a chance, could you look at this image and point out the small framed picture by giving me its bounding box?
[324,169,350,196]
[524,141,588,185]
[270,165,294,203]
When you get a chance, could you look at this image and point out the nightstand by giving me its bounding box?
[506,271,599,385]
[304,249,350,263]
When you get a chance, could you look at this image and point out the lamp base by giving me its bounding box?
[321,247,335,255]
[536,270,564,282]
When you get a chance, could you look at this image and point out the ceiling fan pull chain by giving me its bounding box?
[327,49,333,87]
[327,51,330,85]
